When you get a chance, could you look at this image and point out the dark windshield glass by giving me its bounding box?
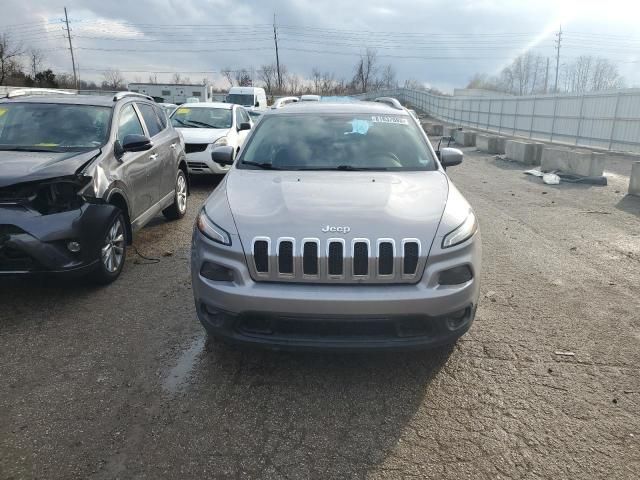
[170,106,232,129]
[239,114,435,171]
[226,94,254,106]
[0,103,111,151]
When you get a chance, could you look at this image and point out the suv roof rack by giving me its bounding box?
[113,91,154,102]
[374,97,403,110]
[4,88,76,99]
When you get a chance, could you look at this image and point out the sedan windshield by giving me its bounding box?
[0,103,111,151]
[171,107,232,129]
[239,114,435,171]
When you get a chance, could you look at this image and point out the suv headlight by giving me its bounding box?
[442,211,477,248]
[196,208,231,246]
[32,176,92,215]
[213,136,228,146]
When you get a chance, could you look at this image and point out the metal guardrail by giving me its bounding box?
[357,88,640,154]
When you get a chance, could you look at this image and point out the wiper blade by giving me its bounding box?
[0,145,61,152]
[299,165,390,171]
[185,119,218,129]
[241,161,282,170]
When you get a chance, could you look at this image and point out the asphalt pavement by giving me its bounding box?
[1,151,639,479]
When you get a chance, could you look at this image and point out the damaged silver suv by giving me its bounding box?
[0,90,188,283]
[191,100,480,350]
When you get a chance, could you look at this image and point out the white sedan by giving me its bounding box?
[170,102,252,175]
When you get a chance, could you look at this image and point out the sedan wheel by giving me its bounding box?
[101,217,126,273]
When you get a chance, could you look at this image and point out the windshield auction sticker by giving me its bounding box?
[371,115,409,125]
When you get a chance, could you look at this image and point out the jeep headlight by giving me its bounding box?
[213,136,228,146]
[442,211,477,248]
[196,208,231,246]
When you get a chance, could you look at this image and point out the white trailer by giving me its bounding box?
[127,83,214,105]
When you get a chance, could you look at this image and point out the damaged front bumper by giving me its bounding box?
[0,202,119,275]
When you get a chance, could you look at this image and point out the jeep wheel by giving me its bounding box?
[90,212,127,285]
[163,170,188,220]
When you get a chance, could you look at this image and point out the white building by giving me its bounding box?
[128,83,215,104]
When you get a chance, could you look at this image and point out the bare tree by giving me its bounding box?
[171,72,182,84]
[311,68,322,94]
[221,68,234,87]
[148,74,158,84]
[102,69,126,90]
[380,64,396,89]
[258,63,277,94]
[353,48,378,93]
[320,71,336,94]
[0,33,23,85]
[234,69,252,87]
[286,73,301,95]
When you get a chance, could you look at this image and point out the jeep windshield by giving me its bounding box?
[238,113,436,171]
[171,106,232,129]
[0,103,111,152]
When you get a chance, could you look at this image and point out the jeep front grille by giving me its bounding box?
[249,237,424,284]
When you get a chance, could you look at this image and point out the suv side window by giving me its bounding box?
[137,103,162,137]
[117,104,144,140]
[153,104,168,130]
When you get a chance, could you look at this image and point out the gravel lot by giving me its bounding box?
[1,148,639,479]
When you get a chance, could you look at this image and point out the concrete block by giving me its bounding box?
[475,134,505,154]
[541,148,605,176]
[505,140,539,165]
[453,130,476,147]
[446,126,460,138]
[420,121,432,133]
[629,161,640,196]
[429,124,443,136]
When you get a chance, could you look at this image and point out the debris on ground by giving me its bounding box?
[554,351,576,357]
[523,168,607,186]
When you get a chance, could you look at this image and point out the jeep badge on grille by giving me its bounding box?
[321,225,351,234]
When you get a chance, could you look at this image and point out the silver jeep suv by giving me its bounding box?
[191,101,480,350]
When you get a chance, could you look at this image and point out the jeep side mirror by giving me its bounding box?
[121,134,152,153]
[211,145,235,166]
[238,122,251,132]
[440,147,463,168]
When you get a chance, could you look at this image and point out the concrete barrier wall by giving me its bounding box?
[630,162,640,196]
[429,124,443,136]
[541,148,606,176]
[446,126,459,138]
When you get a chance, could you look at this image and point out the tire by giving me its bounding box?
[163,169,188,220]
[90,211,127,285]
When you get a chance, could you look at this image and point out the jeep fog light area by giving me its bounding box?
[191,101,481,350]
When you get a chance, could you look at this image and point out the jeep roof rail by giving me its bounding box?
[374,97,403,110]
[4,88,76,99]
[113,91,154,102]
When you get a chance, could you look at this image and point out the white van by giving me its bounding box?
[226,87,267,110]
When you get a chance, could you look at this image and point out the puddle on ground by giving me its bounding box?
[162,335,206,394]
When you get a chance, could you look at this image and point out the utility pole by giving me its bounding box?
[544,57,549,93]
[553,25,562,93]
[273,13,281,92]
[63,7,78,88]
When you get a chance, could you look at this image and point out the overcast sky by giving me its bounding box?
[2,0,639,92]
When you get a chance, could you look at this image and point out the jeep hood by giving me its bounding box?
[226,170,449,250]
[176,128,228,144]
[0,148,101,188]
